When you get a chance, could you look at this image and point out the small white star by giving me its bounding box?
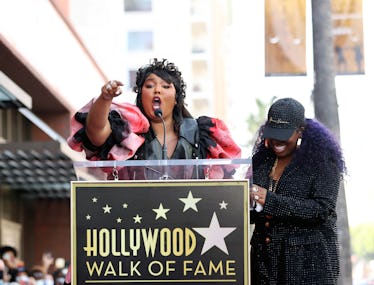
[179,191,202,212]
[123,203,128,209]
[193,212,236,255]
[153,203,170,220]
[133,214,142,224]
[86,215,91,220]
[219,201,228,209]
[116,217,122,223]
[92,197,98,203]
[102,204,112,214]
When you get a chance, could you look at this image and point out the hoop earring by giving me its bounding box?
[296,137,302,149]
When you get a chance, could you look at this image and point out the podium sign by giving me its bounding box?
[71,179,249,284]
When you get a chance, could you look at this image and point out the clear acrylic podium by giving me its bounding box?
[71,158,252,285]
[73,158,252,182]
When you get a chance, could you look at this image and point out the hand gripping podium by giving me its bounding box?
[71,158,252,285]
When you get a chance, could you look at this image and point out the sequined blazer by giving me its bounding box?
[250,145,342,284]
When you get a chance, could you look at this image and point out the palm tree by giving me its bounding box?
[311,0,352,284]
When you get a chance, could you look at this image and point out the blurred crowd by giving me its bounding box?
[0,245,67,285]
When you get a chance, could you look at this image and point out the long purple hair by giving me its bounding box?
[253,118,346,175]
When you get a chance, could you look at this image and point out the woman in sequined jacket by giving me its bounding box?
[248,98,345,284]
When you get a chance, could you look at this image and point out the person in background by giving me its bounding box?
[65,58,241,284]
[15,262,30,285]
[0,245,20,283]
[40,251,54,278]
[0,257,4,284]
[28,265,53,285]
[248,98,346,284]
[27,251,54,285]
[53,267,67,285]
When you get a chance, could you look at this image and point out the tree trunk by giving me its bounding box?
[311,0,352,284]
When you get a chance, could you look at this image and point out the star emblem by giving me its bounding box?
[102,204,112,214]
[193,212,236,255]
[153,203,170,220]
[86,214,91,220]
[92,197,97,203]
[133,214,142,224]
[179,191,202,212]
[116,217,122,223]
[219,201,228,209]
[123,203,128,209]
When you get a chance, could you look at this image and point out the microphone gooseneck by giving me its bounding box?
[154,109,169,180]
[154,109,167,160]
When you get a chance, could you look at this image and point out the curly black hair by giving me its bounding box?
[133,58,192,132]
[0,245,17,258]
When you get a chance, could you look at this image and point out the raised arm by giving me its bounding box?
[86,80,123,146]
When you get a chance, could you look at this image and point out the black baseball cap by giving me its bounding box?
[263,98,305,141]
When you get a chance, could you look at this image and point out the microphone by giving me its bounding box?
[154,109,169,180]
[154,109,167,161]
[154,109,163,118]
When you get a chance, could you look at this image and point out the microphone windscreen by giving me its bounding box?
[154,109,163,117]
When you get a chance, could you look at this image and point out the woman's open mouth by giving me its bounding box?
[273,143,286,153]
[152,96,161,111]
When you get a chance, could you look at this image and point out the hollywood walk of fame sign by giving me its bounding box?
[71,179,249,284]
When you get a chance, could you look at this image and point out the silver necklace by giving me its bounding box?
[269,157,279,192]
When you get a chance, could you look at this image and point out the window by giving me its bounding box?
[0,108,30,142]
[124,0,152,12]
[127,31,153,51]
